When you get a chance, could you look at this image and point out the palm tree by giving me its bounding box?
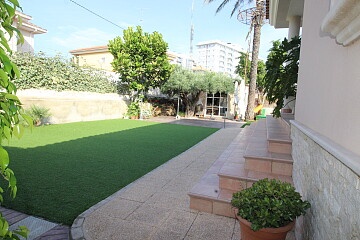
[205,0,266,120]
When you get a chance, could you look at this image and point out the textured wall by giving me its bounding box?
[291,123,360,240]
[18,89,128,124]
[295,0,360,155]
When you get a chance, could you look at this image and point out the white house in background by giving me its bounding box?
[167,51,195,69]
[196,40,244,77]
[10,11,47,53]
[269,0,360,239]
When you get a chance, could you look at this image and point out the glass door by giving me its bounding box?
[206,92,228,116]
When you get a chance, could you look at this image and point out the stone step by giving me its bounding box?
[188,127,249,219]
[218,162,293,192]
[244,153,293,176]
[268,139,292,154]
[189,183,236,218]
[189,117,295,219]
[266,116,292,154]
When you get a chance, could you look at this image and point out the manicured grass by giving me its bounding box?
[3,119,218,225]
[241,121,254,128]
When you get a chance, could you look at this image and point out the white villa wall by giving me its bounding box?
[295,0,360,156]
[17,30,35,53]
[17,89,128,124]
[292,0,360,239]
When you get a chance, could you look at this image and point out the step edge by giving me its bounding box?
[244,155,293,163]
[188,192,231,203]
[218,172,258,182]
[268,138,292,144]
[218,171,293,183]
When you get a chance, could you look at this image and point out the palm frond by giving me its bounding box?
[230,1,241,16]
[205,0,247,16]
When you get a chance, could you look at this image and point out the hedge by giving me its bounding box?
[11,52,118,93]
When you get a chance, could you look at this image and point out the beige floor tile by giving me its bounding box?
[126,205,172,227]
[84,216,157,240]
[91,198,141,220]
[185,212,236,240]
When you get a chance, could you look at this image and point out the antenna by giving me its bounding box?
[189,0,195,69]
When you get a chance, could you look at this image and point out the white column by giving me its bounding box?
[288,15,301,39]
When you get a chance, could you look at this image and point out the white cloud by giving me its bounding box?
[118,21,133,29]
[52,27,117,50]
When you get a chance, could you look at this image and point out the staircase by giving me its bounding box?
[188,115,294,218]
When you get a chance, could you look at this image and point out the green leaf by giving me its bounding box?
[0,69,9,85]
[11,62,20,79]
[0,147,10,170]
[7,0,20,7]
[4,93,19,101]
[0,217,9,236]
[13,225,29,238]
[4,3,15,18]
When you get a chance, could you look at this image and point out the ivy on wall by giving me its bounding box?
[11,53,118,93]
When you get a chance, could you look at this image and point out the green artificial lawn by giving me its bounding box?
[2,119,218,225]
[241,121,254,128]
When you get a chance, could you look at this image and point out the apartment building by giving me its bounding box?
[167,51,195,69]
[196,40,243,77]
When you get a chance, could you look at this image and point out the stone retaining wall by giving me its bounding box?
[291,121,360,240]
[17,89,128,124]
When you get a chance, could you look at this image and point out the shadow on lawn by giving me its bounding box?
[2,123,217,226]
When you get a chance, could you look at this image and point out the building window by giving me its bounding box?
[206,92,228,116]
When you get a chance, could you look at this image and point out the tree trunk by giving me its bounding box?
[181,92,201,117]
[245,0,264,121]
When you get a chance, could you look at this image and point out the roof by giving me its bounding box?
[268,0,304,28]
[196,40,244,52]
[69,46,109,55]
[14,11,47,34]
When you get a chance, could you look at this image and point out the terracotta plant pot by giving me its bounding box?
[236,215,294,240]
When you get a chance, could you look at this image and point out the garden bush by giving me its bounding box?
[11,52,118,93]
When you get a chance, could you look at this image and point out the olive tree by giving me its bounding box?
[162,66,234,117]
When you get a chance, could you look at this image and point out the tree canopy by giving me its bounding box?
[263,36,301,117]
[236,52,266,87]
[108,26,172,96]
[162,66,234,116]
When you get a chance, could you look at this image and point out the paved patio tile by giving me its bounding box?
[126,205,172,227]
[92,198,141,220]
[185,212,236,240]
[118,183,160,203]
[145,191,190,211]
[150,210,197,239]
[232,219,241,240]
[150,228,185,240]
[85,217,156,240]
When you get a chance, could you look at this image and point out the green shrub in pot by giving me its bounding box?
[231,178,311,231]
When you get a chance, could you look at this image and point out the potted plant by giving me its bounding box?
[234,111,239,120]
[231,178,310,240]
[127,101,140,119]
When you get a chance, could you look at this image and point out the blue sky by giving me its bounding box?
[19,0,289,60]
